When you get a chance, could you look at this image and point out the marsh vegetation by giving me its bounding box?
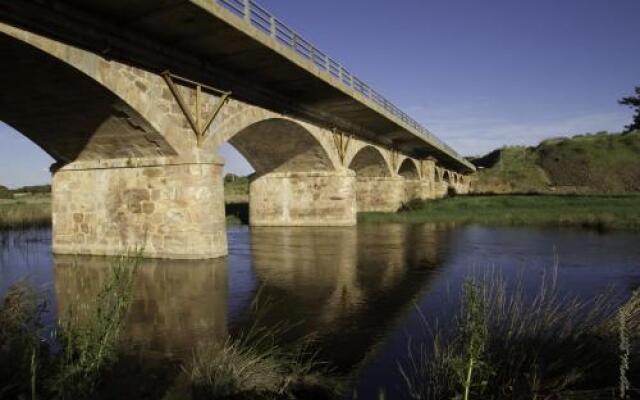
[0,198,51,231]
[400,270,640,399]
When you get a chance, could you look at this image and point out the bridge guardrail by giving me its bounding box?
[216,0,464,161]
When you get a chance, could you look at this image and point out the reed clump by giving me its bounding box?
[400,271,640,399]
[0,201,51,231]
[0,283,47,399]
[0,255,140,400]
[186,297,340,400]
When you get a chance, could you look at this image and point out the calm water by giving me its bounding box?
[1,224,640,398]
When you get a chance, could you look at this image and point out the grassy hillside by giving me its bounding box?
[471,130,640,194]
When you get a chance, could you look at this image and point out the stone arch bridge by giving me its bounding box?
[0,0,474,258]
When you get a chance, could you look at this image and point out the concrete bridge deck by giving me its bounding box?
[0,0,474,259]
[1,0,474,172]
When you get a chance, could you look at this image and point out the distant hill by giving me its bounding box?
[470,130,640,194]
[13,185,51,194]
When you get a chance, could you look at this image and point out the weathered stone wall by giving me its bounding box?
[355,177,405,212]
[405,180,432,201]
[52,158,227,259]
[250,170,356,226]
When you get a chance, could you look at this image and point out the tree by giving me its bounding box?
[619,86,640,132]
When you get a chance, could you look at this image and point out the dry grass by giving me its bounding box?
[186,295,340,399]
[0,200,51,231]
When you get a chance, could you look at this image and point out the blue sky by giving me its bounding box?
[1,0,639,187]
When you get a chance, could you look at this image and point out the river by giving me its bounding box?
[1,224,639,398]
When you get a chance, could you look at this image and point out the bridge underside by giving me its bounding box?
[0,22,471,259]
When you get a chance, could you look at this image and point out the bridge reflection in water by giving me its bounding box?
[53,224,450,372]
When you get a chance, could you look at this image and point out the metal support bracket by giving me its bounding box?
[332,128,352,166]
[162,71,231,147]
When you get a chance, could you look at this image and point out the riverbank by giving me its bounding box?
[4,193,640,232]
[359,194,640,231]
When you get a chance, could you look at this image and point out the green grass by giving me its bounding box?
[472,146,550,194]
[471,130,640,194]
[359,194,640,231]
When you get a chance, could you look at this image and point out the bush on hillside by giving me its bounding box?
[0,186,12,200]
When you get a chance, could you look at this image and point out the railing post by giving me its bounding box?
[270,16,276,37]
[244,0,250,21]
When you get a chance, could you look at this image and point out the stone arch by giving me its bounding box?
[225,118,335,176]
[348,146,392,177]
[211,105,340,174]
[434,168,442,182]
[443,170,451,183]
[397,158,420,179]
[0,27,178,164]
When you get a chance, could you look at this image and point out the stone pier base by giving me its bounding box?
[52,158,227,259]
[405,180,433,201]
[433,182,449,198]
[355,177,405,212]
[249,170,356,226]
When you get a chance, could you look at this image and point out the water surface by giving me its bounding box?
[1,224,639,398]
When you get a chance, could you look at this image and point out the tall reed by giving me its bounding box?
[50,255,140,399]
[0,255,140,400]
[0,283,47,399]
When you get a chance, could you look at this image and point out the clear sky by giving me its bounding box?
[1,0,639,187]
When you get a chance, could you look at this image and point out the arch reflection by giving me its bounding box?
[242,223,449,370]
[54,255,228,359]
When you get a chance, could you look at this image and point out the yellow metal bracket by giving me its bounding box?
[162,71,231,147]
[332,128,352,166]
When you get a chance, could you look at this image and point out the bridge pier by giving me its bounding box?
[405,179,433,202]
[249,170,356,226]
[355,176,405,212]
[52,157,228,259]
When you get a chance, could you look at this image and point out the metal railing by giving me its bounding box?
[216,0,461,159]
